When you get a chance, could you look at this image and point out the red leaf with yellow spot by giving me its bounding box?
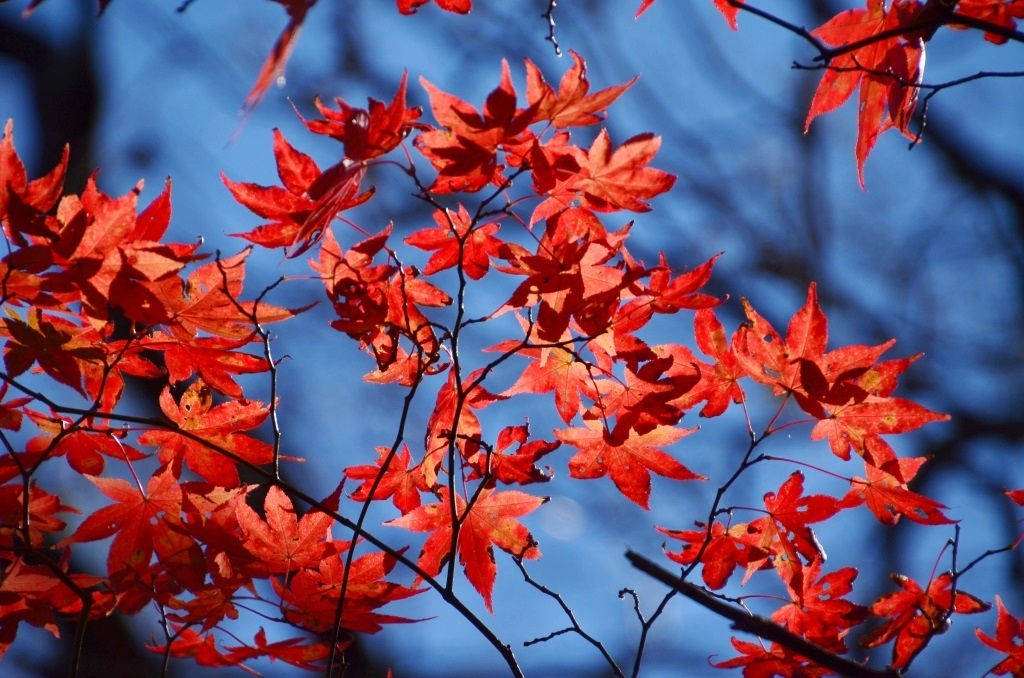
[138,379,274,487]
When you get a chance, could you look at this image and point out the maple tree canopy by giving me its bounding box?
[1,0,1022,676]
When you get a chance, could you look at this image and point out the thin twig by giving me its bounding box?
[515,558,624,677]
[542,0,561,56]
[214,250,287,479]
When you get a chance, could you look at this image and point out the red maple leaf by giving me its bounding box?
[404,205,504,280]
[585,355,695,434]
[954,0,1024,44]
[346,444,428,514]
[25,423,147,477]
[0,119,67,242]
[658,520,768,590]
[3,169,199,328]
[757,471,841,564]
[386,486,545,612]
[805,0,925,187]
[618,253,721,325]
[712,637,830,676]
[148,247,307,339]
[1,313,145,415]
[465,422,560,485]
[524,50,637,129]
[733,283,828,406]
[415,62,534,193]
[0,482,78,549]
[240,1,318,118]
[497,215,638,341]
[234,485,337,575]
[842,455,953,525]
[1006,488,1024,506]
[45,177,199,324]
[16,0,110,17]
[1,309,105,397]
[668,309,746,417]
[0,383,30,433]
[63,469,191,577]
[863,571,989,669]
[0,559,77,656]
[146,624,251,674]
[224,129,324,249]
[976,595,1024,676]
[176,484,252,590]
[711,0,745,28]
[495,326,594,425]
[530,129,676,224]
[397,0,470,15]
[310,225,396,365]
[635,0,657,17]
[273,547,420,634]
[656,1,746,27]
[738,472,841,584]
[163,585,240,633]
[138,379,274,487]
[422,368,505,487]
[554,419,702,509]
[772,558,868,653]
[133,332,269,400]
[225,628,343,672]
[225,130,371,256]
[313,221,448,367]
[298,71,424,161]
[496,237,588,341]
[810,394,949,464]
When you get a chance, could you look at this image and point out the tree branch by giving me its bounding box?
[625,551,902,678]
[725,0,1024,65]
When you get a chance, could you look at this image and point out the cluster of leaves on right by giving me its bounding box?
[642,0,1024,187]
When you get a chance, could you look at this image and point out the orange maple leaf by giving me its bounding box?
[976,596,1024,676]
[530,129,676,223]
[64,469,192,577]
[240,1,318,119]
[524,50,637,129]
[805,0,925,187]
[138,380,274,487]
[386,486,545,612]
[863,571,989,669]
[234,485,336,574]
[555,419,701,509]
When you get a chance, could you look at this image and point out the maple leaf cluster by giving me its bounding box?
[646,282,1010,673]
[0,48,709,670]
[0,118,419,670]
[219,52,1002,676]
[1,2,1021,670]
